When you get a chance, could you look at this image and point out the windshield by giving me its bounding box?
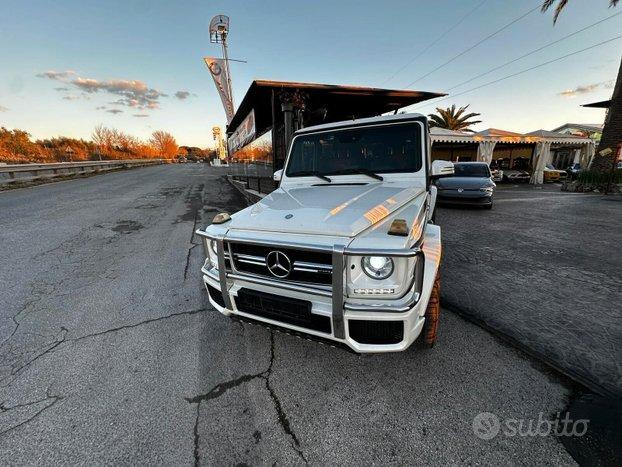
[453,163,490,178]
[285,122,423,177]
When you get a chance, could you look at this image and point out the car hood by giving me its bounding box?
[435,177,493,189]
[228,182,427,238]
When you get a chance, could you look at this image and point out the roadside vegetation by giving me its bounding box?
[0,125,180,164]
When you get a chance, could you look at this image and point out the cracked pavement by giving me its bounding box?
[0,164,598,464]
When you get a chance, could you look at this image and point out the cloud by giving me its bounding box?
[54,87,70,92]
[38,70,165,110]
[72,78,165,109]
[0,105,8,112]
[174,90,191,100]
[37,70,76,81]
[558,81,614,98]
[106,109,123,114]
[133,113,149,118]
[62,95,81,100]
[96,106,107,110]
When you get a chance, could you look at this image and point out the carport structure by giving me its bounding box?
[430,127,594,184]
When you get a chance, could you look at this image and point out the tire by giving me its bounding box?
[418,273,441,348]
[484,201,493,210]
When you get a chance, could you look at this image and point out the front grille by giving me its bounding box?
[235,288,332,334]
[348,320,404,345]
[228,242,332,285]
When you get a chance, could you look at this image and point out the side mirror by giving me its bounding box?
[273,169,283,182]
[430,160,454,178]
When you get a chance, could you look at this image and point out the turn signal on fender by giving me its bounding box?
[388,218,409,236]
[212,212,231,224]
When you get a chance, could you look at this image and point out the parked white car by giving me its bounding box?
[197,114,453,352]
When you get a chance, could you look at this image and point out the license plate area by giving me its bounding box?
[235,288,331,334]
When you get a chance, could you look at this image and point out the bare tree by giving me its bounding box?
[149,131,178,158]
[92,124,111,159]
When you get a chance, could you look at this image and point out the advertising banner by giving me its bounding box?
[204,57,234,123]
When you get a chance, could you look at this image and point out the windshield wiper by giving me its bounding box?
[288,170,332,183]
[328,168,384,181]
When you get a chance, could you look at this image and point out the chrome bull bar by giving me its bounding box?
[199,229,422,340]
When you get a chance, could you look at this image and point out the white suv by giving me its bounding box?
[197,113,453,352]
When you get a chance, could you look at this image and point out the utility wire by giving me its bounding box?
[405,2,543,88]
[410,34,622,111]
[381,0,488,86]
[447,11,622,91]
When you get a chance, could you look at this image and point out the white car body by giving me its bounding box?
[197,114,447,353]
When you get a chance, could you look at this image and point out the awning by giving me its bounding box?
[582,99,612,109]
[227,80,446,135]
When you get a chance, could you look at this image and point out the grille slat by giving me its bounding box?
[228,242,332,285]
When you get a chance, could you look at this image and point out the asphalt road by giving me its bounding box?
[0,164,597,464]
[437,185,622,397]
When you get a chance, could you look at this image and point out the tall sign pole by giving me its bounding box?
[206,15,235,122]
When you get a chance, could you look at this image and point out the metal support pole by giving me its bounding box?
[282,102,294,155]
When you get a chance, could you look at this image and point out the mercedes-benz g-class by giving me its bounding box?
[197,113,454,352]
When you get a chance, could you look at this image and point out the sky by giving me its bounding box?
[0,0,620,147]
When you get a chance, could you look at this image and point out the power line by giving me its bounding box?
[404,2,543,88]
[410,34,622,112]
[381,0,488,86]
[447,11,622,91]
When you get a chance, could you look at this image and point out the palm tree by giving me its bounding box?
[542,0,620,177]
[428,105,482,132]
[541,0,618,23]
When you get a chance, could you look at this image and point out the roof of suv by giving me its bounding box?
[294,113,427,135]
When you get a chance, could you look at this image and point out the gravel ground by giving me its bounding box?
[0,165,593,464]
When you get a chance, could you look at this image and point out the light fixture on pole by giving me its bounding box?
[209,15,234,110]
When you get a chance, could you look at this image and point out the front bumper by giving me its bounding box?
[197,226,442,353]
[437,192,493,206]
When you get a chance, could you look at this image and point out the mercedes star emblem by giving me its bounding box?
[266,251,292,278]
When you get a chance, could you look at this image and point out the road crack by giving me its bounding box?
[1,308,208,386]
[184,244,199,281]
[71,307,207,342]
[0,386,63,436]
[185,331,308,465]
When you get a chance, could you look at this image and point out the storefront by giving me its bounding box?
[430,127,594,184]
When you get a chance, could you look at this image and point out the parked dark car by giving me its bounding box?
[435,162,495,209]
[566,163,582,180]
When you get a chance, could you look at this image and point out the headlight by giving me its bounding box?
[361,256,394,280]
[480,187,494,193]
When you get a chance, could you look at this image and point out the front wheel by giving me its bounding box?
[418,273,441,348]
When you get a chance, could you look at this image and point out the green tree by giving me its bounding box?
[428,105,482,132]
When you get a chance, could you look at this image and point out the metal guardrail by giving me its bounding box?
[0,159,165,186]
[228,162,277,195]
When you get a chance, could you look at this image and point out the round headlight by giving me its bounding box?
[361,256,394,280]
